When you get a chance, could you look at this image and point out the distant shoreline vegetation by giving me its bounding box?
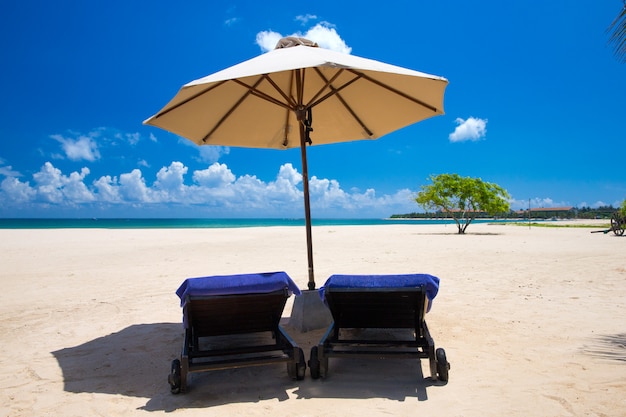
[390,205,621,221]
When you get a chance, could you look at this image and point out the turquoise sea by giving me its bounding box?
[0,218,520,229]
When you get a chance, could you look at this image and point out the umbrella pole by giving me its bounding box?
[299,119,315,290]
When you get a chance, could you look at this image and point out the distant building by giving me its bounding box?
[516,207,575,219]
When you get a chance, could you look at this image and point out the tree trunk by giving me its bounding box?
[452,218,464,234]
[453,216,474,234]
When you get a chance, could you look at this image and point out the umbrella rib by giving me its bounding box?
[232,76,294,111]
[347,69,440,113]
[308,69,374,137]
[296,69,304,107]
[306,68,346,107]
[153,81,227,120]
[202,77,265,143]
[307,71,361,108]
[332,90,374,137]
[260,74,298,109]
[281,71,296,147]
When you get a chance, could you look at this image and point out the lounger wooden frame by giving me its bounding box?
[309,286,448,381]
[170,288,305,393]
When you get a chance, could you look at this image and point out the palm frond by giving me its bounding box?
[607,2,626,63]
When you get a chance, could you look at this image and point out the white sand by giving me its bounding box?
[1,221,624,416]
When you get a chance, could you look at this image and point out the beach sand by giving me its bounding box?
[1,221,624,416]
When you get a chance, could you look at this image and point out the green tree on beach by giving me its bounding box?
[415,174,511,234]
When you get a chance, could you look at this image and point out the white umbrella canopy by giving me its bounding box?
[144,37,448,289]
[145,38,447,149]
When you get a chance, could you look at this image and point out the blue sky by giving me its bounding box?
[0,1,624,218]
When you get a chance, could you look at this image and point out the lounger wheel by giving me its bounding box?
[309,346,321,379]
[436,348,450,382]
[168,359,182,394]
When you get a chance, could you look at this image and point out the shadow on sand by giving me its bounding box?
[581,333,626,362]
[52,323,445,412]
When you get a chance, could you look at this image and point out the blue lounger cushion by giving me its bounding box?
[176,271,302,308]
[319,273,440,312]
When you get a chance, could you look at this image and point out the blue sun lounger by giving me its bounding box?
[308,273,449,382]
[168,271,306,394]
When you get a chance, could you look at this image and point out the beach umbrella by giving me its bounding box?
[144,37,448,290]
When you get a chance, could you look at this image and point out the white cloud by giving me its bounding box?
[265,163,302,204]
[178,138,230,164]
[276,163,302,186]
[224,17,240,27]
[309,177,349,209]
[63,168,96,203]
[256,22,351,54]
[0,161,420,217]
[197,145,230,164]
[192,163,236,188]
[93,175,121,203]
[49,128,154,163]
[123,132,141,146]
[256,30,284,52]
[295,14,317,25]
[1,176,36,203]
[508,196,573,211]
[228,174,265,208]
[0,164,21,177]
[118,169,153,202]
[32,162,68,203]
[304,23,351,54]
[30,162,95,204]
[154,162,188,201]
[578,200,623,209]
[51,132,101,161]
[449,117,487,143]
